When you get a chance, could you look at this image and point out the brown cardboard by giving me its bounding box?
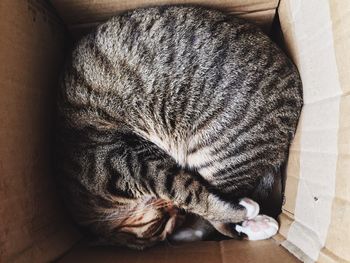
[58,239,300,263]
[321,1,350,262]
[51,0,278,39]
[0,1,80,262]
[51,0,278,24]
[1,0,349,262]
[278,0,350,262]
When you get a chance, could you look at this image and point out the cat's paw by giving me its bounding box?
[239,198,259,219]
[235,215,279,240]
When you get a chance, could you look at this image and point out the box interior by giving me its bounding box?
[1,0,349,262]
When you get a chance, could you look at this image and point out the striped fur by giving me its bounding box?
[56,6,303,249]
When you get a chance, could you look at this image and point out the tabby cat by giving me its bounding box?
[56,5,303,249]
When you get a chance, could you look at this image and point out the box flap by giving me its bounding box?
[278,0,350,262]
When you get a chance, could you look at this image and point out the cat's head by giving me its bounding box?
[84,197,184,249]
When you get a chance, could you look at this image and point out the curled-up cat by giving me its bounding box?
[56,5,303,249]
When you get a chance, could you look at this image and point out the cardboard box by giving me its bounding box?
[0,0,348,262]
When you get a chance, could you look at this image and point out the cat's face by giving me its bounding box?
[101,197,183,249]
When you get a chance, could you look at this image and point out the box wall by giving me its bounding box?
[278,0,350,262]
[58,239,299,263]
[0,1,80,262]
[51,0,279,39]
[3,0,349,262]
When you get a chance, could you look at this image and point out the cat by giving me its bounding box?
[56,5,303,249]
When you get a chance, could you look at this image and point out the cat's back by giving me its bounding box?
[62,5,282,119]
[60,5,302,171]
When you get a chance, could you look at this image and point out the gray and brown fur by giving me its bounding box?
[56,6,303,249]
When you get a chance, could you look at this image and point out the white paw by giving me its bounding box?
[239,198,260,219]
[235,215,279,241]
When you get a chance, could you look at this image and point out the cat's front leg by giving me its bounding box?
[207,202,279,240]
[156,168,259,224]
[155,168,279,240]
